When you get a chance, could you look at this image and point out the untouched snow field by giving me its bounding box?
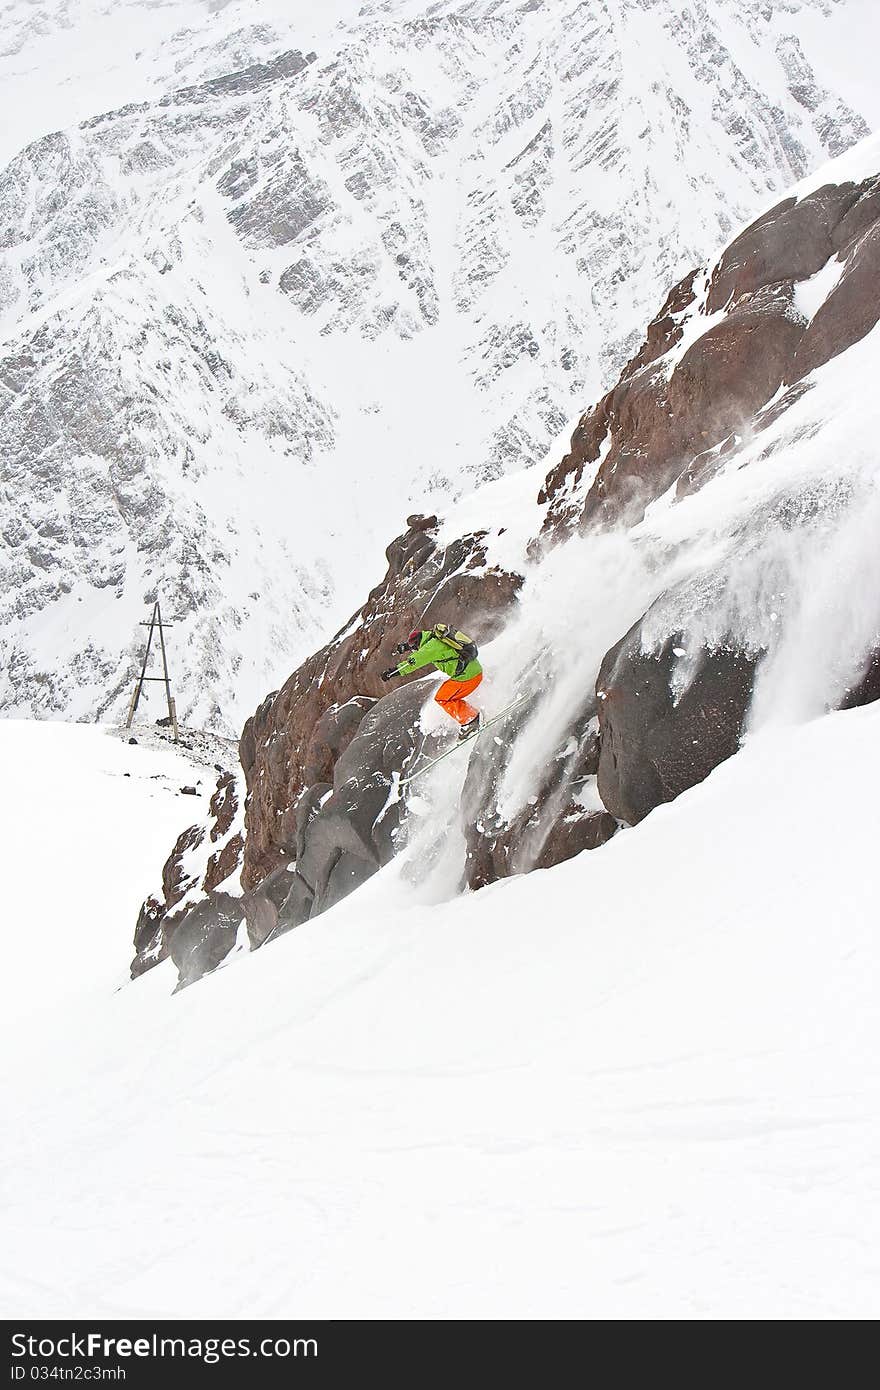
[2,710,878,1318]
[0,723,214,1025]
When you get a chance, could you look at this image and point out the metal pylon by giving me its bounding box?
[125,601,180,742]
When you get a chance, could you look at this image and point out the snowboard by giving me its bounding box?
[400,694,532,786]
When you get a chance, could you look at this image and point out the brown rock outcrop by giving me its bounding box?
[133,516,523,984]
[792,219,880,379]
[130,764,246,982]
[540,173,880,534]
[704,180,873,311]
[240,514,522,890]
[537,267,700,528]
[131,895,166,978]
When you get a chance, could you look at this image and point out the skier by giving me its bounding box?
[381,623,483,737]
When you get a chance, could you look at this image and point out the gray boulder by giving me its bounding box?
[597,619,760,824]
[278,680,429,929]
[168,892,246,991]
[462,696,617,888]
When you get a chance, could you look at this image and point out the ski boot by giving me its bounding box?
[459,712,482,740]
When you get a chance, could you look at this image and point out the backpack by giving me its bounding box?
[430,622,478,677]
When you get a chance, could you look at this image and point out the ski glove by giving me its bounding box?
[380,668,398,682]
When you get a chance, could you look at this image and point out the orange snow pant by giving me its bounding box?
[435,673,483,725]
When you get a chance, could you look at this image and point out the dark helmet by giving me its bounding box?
[407,629,421,648]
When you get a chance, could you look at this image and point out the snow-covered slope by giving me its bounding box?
[3,705,879,1317]
[0,721,226,1025]
[1,0,877,731]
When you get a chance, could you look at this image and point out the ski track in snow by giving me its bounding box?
[1,708,879,1317]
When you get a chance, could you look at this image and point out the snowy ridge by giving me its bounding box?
[1,0,876,731]
[380,137,880,900]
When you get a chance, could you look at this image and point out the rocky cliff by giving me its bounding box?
[135,135,880,987]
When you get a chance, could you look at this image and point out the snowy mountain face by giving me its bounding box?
[0,0,875,732]
[134,132,880,986]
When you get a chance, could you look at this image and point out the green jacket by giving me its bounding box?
[396,631,482,683]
